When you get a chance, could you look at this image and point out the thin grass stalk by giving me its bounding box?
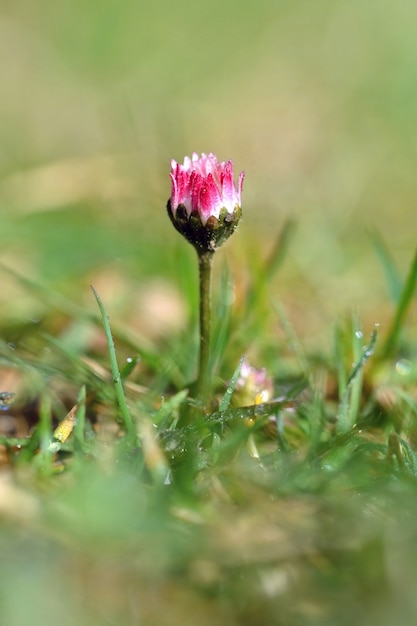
[91,285,136,444]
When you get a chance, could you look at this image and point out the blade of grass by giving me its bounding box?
[218,355,245,412]
[274,302,312,383]
[210,262,234,375]
[346,325,378,387]
[348,313,365,427]
[382,246,417,358]
[369,230,403,302]
[264,219,297,279]
[152,389,189,428]
[91,285,136,444]
[74,385,87,453]
[207,401,280,425]
[120,356,139,379]
[138,419,169,485]
[244,219,296,316]
[334,322,347,398]
[337,324,378,433]
[35,392,54,474]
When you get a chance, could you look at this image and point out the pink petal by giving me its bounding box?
[220,161,235,209]
[198,173,222,222]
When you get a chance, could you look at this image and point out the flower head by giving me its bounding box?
[167,152,244,252]
[233,358,274,407]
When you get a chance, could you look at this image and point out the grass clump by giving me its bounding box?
[0,225,417,626]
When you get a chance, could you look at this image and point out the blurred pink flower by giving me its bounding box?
[169,152,244,226]
[234,358,274,407]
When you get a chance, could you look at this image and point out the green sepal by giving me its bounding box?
[167,201,242,252]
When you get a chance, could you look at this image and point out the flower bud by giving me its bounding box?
[167,152,244,252]
[232,358,274,407]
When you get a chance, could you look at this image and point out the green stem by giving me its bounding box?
[195,250,214,412]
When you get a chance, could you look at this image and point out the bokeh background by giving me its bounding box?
[1,0,416,343]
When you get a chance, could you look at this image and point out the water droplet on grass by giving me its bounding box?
[396,359,412,376]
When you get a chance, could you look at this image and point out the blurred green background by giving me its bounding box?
[1,0,417,338]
